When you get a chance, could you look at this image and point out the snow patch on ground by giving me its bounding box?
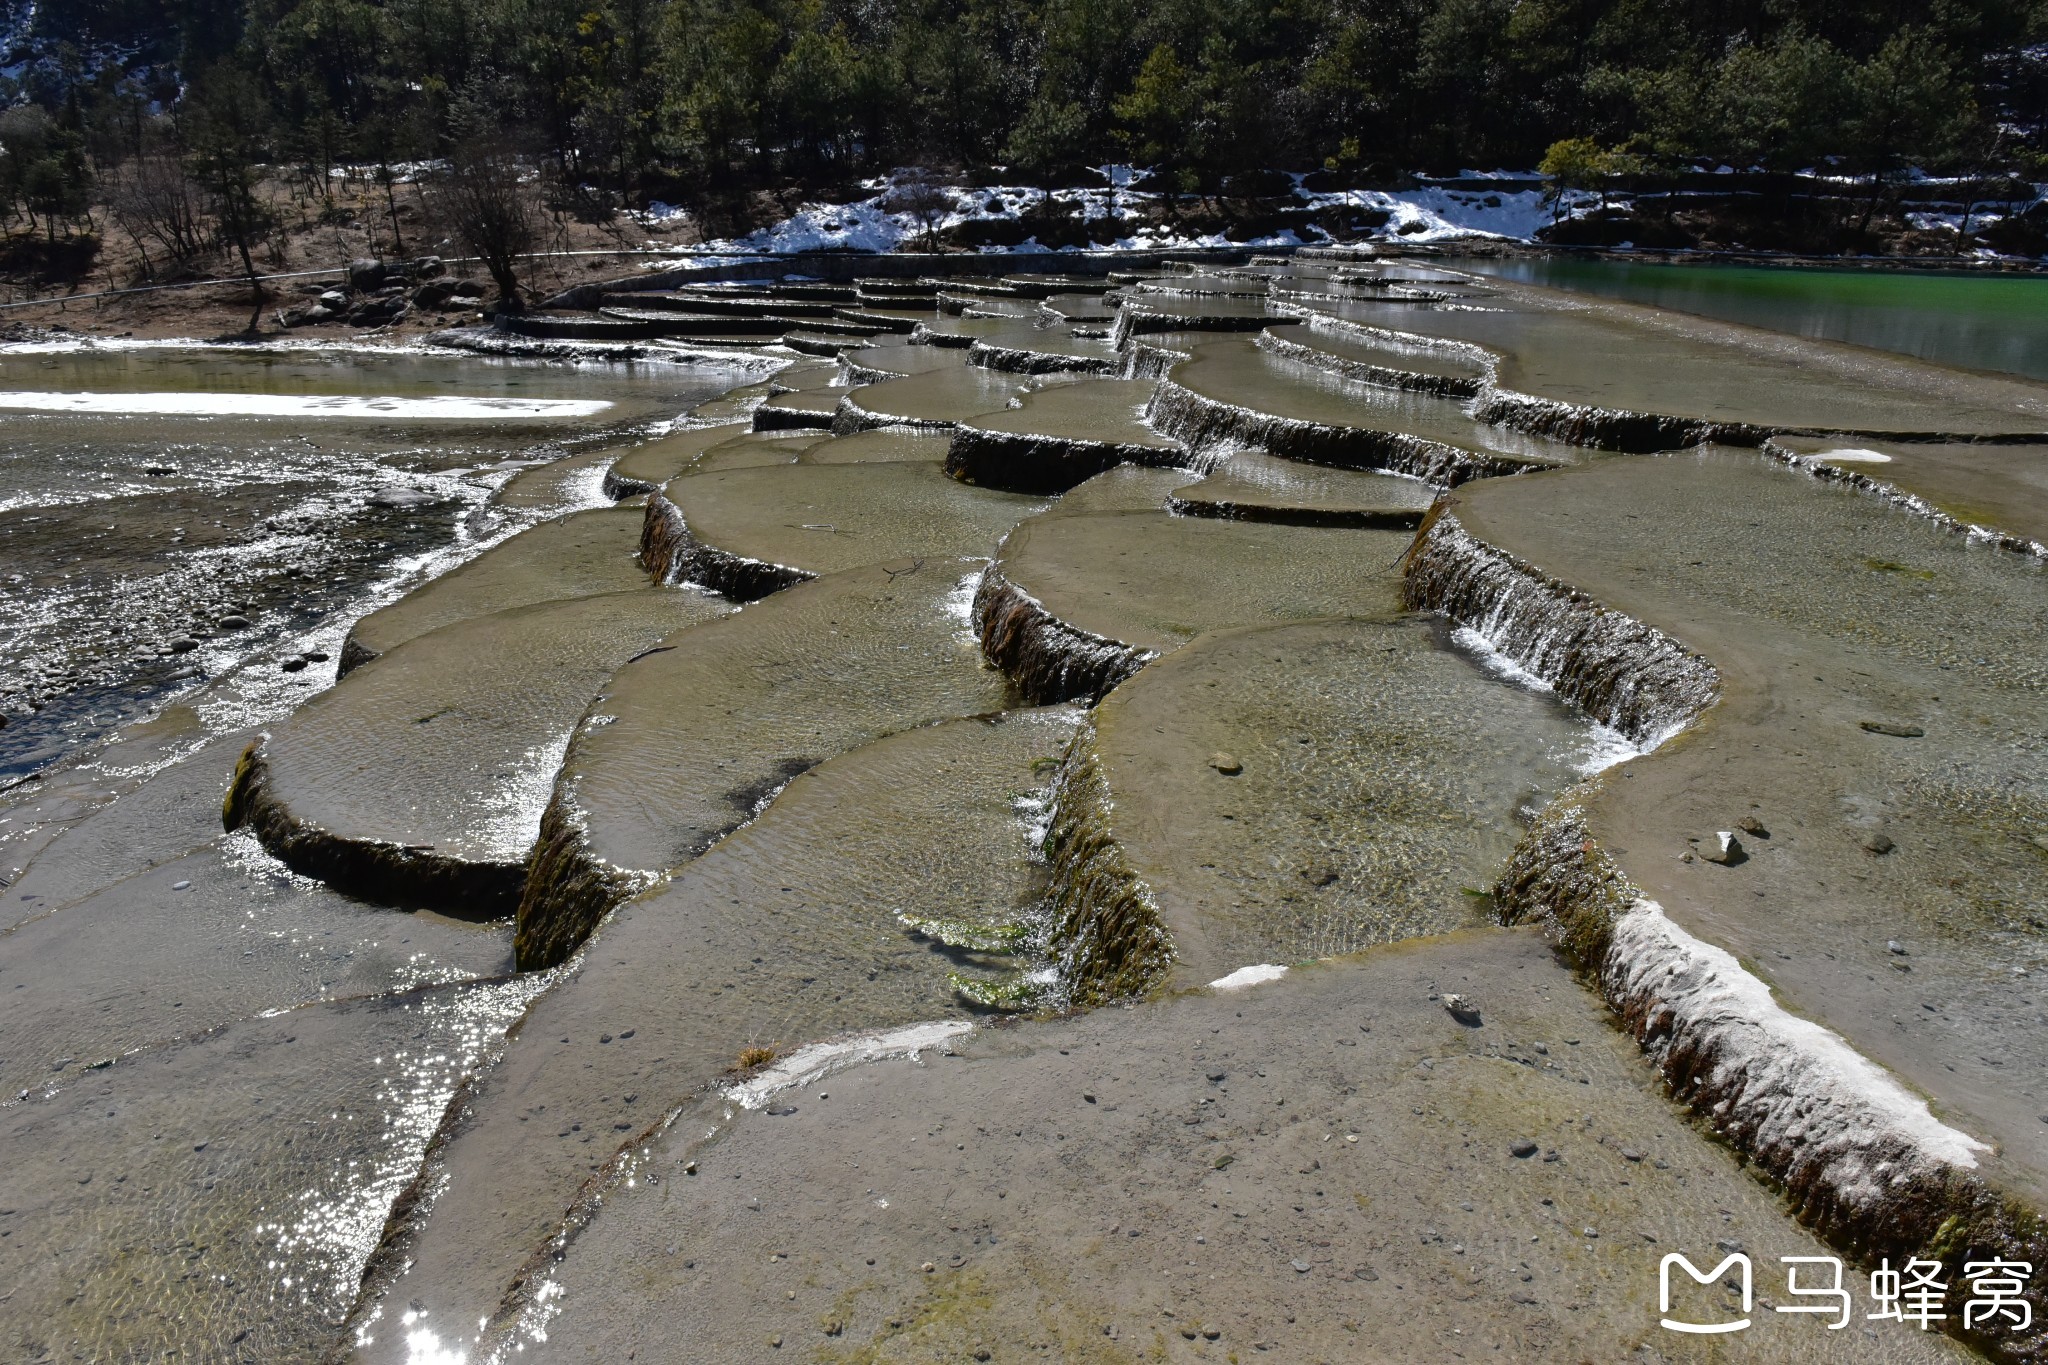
[1210,963,1288,991]
[681,166,1560,257]
[726,1021,974,1109]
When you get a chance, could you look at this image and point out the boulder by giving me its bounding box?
[347,257,386,292]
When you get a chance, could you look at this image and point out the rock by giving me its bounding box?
[1291,1259,1311,1273]
[1703,830,1744,865]
[318,290,348,308]
[280,658,308,673]
[217,615,250,630]
[368,486,436,510]
[280,303,337,328]
[410,255,446,278]
[304,651,330,663]
[1509,1137,1538,1158]
[1859,720,1925,738]
[1888,940,1908,955]
[1208,751,1243,775]
[1442,993,1482,1026]
[449,278,487,300]
[1736,815,1768,837]
[166,638,199,654]
[1863,833,1896,855]
[347,257,386,292]
[1201,1325,1221,1339]
[348,294,409,326]
[412,280,459,309]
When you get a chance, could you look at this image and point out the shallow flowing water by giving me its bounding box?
[0,346,751,778]
[4,255,2046,1364]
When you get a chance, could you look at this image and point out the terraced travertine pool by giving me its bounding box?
[0,253,2041,1365]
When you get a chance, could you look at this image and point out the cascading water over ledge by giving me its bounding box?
[965,340,1120,376]
[1761,436,2048,561]
[1254,328,1482,399]
[1399,507,1719,744]
[1492,793,2048,1365]
[1146,379,1539,488]
[944,425,1212,496]
[222,739,530,918]
[1034,726,1175,1003]
[971,563,1155,704]
[638,491,816,600]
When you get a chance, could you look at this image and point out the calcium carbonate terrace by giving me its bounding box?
[1,247,2042,1365]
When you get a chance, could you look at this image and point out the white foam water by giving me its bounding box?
[0,391,613,419]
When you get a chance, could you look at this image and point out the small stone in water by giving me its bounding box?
[171,880,191,891]
[1207,752,1243,775]
[1291,1259,1311,1273]
[167,639,199,654]
[1509,1138,1538,1158]
[1859,720,1924,737]
[1888,940,1908,955]
[280,658,307,673]
[304,651,330,663]
[1863,833,1896,855]
[218,615,250,630]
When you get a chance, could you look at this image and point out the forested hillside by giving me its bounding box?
[0,0,2043,295]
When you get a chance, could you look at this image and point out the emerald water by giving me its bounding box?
[1455,256,2048,381]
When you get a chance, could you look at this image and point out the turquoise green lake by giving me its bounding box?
[1452,257,2048,382]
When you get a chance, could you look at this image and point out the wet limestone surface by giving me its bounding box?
[797,427,954,464]
[844,338,966,378]
[685,378,778,423]
[519,932,1965,1365]
[0,732,512,1098]
[1771,434,2048,548]
[839,364,1032,428]
[688,429,815,472]
[990,509,1411,658]
[341,505,653,668]
[601,421,748,493]
[1326,287,2048,436]
[1078,618,1599,985]
[247,589,731,908]
[1451,447,2048,1201]
[919,316,1115,361]
[0,976,539,1365]
[754,385,852,428]
[961,378,1177,450]
[519,559,1017,960]
[348,708,1083,1364]
[1167,337,1574,469]
[662,460,1047,577]
[1171,451,1438,526]
[1049,464,1191,516]
[1263,319,1492,386]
